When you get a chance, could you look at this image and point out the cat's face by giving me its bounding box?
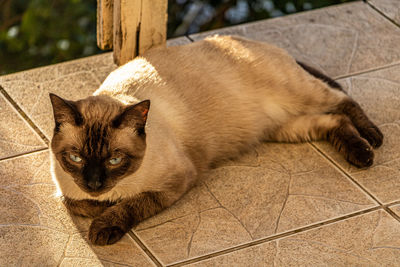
[49,94,150,196]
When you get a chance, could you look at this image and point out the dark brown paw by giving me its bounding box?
[89,218,126,246]
[358,126,383,148]
[346,138,374,168]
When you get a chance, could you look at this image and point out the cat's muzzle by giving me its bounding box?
[87,180,103,190]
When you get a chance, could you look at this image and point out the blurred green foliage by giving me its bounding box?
[0,0,355,75]
[0,0,99,75]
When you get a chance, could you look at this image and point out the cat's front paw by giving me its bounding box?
[89,218,126,245]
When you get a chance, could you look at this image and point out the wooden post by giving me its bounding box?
[138,0,168,55]
[97,0,114,50]
[97,0,168,66]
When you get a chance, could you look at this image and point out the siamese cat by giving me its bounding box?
[49,35,383,245]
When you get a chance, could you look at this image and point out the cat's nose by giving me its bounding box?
[87,180,102,190]
[84,164,104,191]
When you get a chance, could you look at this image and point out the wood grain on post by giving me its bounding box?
[138,0,168,55]
[113,0,141,65]
[97,0,113,50]
[112,0,168,66]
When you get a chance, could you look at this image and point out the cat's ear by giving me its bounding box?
[112,100,150,133]
[49,93,83,128]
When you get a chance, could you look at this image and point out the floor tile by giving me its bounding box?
[0,55,110,139]
[134,143,376,265]
[167,36,192,46]
[189,2,400,78]
[368,0,400,24]
[313,65,400,203]
[0,37,190,139]
[188,210,400,266]
[0,93,46,159]
[339,66,400,126]
[389,204,400,217]
[0,151,154,267]
[1,4,398,265]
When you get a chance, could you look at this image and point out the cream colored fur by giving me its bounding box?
[51,35,347,202]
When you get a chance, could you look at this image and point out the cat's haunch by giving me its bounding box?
[49,35,383,245]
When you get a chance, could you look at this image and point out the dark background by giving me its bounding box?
[0,0,355,75]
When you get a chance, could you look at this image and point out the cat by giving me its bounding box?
[49,35,383,246]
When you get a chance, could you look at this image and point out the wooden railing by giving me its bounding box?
[97,0,168,66]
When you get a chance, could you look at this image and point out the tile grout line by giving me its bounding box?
[0,147,49,162]
[364,0,400,29]
[308,142,382,206]
[0,85,49,145]
[333,61,400,80]
[384,206,400,223]
[386,200,400,207]
[127,231,164,267]
[184,34,195,42]
[308,143,400,227]
[167,206,382,267]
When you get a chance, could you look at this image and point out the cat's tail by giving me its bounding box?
[296,60,383,149]
[296,61,343,91]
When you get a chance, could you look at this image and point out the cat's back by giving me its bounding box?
[97,35,278,124]
[95,35,304,165]
[97,35,294,98]
[96,35,298,125]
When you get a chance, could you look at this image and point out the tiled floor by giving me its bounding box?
[368,0,400,24]
[1,1,399,266]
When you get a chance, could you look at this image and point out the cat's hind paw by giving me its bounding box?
[346,138,374,168]
[89,218,126,245]
[358,126,383,149]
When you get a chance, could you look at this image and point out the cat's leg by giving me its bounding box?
[87,156,197,245]
[297,61,383,148]
[332,98,383,148]
[88,190,181,245]
[271,114,374,168]
[62,196,115,218]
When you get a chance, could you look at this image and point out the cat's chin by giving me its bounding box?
[85,191,105,197]
[80,187,113,198]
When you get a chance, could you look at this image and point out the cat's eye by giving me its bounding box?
[69,154,82,163]
[109,157,122,165]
